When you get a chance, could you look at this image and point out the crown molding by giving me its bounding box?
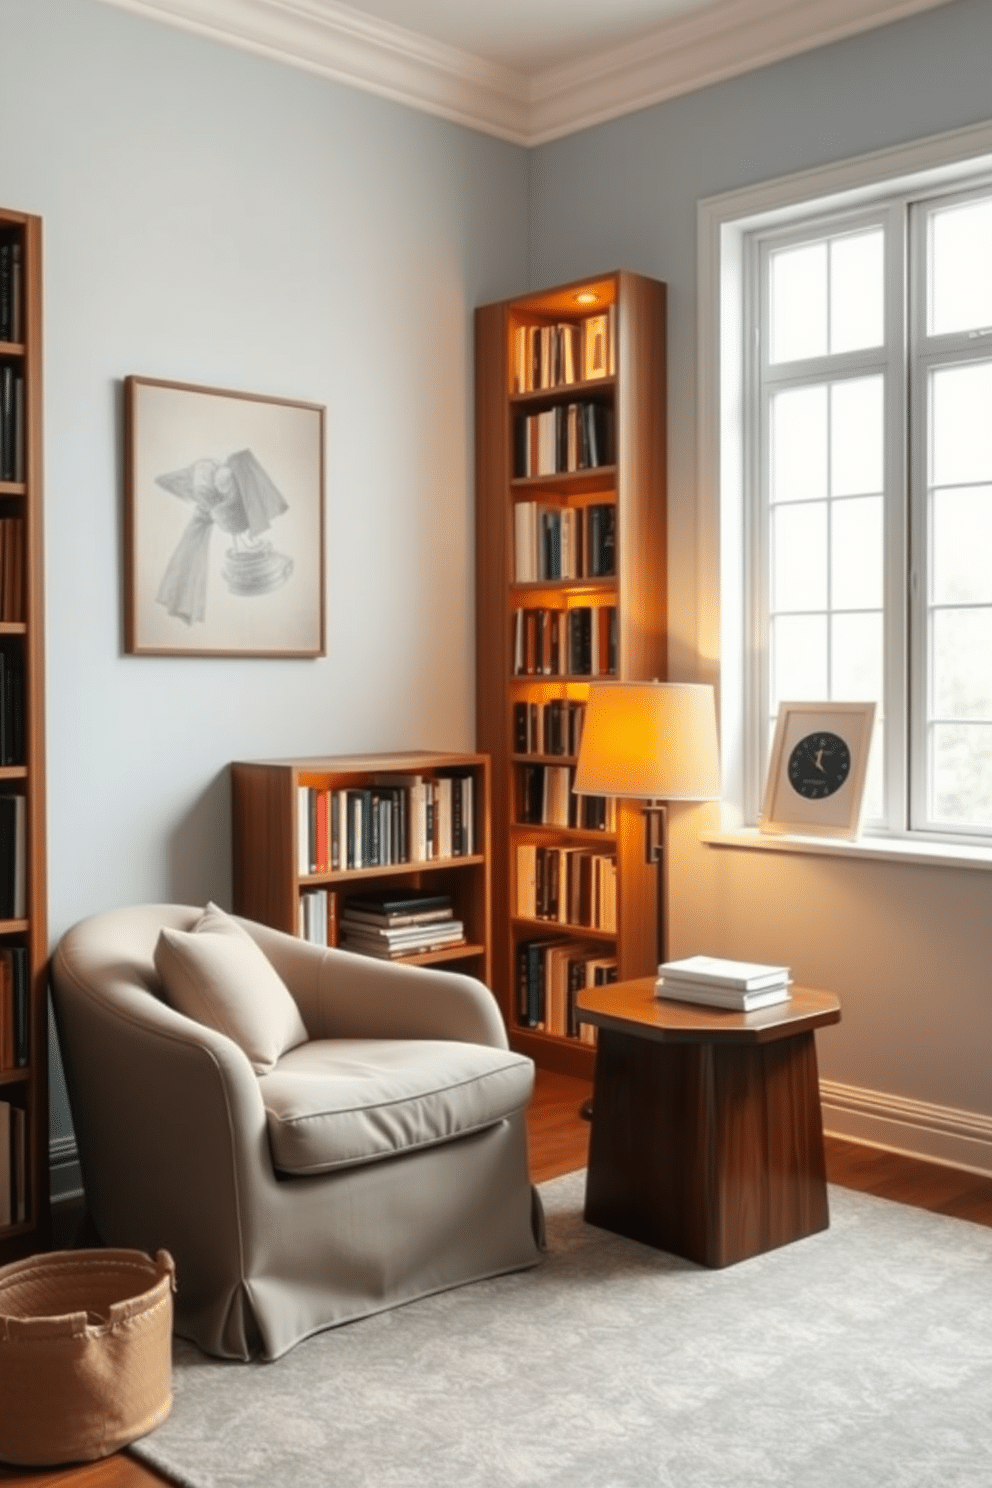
[95,0,531,142]
[93,0,954,147]
[528,0,957,144]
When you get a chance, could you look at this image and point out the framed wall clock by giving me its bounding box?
[760,701,878,839]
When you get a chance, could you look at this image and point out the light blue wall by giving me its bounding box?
[0,0,528,944]
[527,0,992,1135]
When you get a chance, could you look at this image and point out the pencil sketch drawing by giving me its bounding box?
[154,448,294,625]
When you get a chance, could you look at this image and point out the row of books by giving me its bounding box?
[0,235,22,345]
[0,366,24,485]
[516,936,614,1039]
[513,605,617,677]
[296,772,475,876]
[517,843,617,931]
[0,795,25,921]
[0,645,24,766]
[655,955,792,1012]
[337,892,465,961]
[511,309,615,394]
[513,402,613,480]
[513,501,615,584]
[0,518,24,621]
[517,764,616,832]
[0,1098,27,1228]
[513,698,586,758]
[0,945,28,1071]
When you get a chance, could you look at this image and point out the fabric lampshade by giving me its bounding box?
[573,681,721,801]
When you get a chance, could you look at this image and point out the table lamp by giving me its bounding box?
[572,680,721,965]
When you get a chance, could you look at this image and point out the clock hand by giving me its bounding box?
[813,748,826,771]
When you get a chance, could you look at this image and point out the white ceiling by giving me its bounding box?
[332,0,726,74]
[96,0,955,144]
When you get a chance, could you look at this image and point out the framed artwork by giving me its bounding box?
[760,701,878,839]
[125,377,325,657]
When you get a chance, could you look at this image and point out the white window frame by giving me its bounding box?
[697,118,992,862]
[745,202,907,834]
[908,180,992,838]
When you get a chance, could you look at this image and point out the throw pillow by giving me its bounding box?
[154,906,308,1073]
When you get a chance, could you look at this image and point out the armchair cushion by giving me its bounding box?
[258,1038,534,1175]
[154,904,308,1073]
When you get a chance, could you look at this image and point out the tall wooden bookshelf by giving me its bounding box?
[232,752,491,983]
[475,271,667,1078]
[0,208,48,1260]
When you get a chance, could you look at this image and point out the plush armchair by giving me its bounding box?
[50,904,542,1361]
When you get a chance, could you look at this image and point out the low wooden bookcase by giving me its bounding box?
[231,752,492,984]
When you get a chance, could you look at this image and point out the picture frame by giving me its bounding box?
[760,701,878,839]
[125,376,325,657]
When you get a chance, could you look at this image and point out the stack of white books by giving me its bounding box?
[655,955,792,1011]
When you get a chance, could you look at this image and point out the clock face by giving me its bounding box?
[787,730,851,800]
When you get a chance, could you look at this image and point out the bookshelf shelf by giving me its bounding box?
[476,270,667,1078]
[511,753,578,766]
[300,851,487,888]
[0,206,47,1257]
[510,467,617,494]
[511,916,619,940]
[510,579,616,598]
[510,375,616,404]
[512,823,617,842]
[232,752,492,984]
[398,941,487,968]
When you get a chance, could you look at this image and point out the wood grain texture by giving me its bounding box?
[474,301,513,1020]
[614,272,667,685]
[583,986,836,1266]
[577,976,841,1044]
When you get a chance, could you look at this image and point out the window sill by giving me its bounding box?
[701,828,992,872]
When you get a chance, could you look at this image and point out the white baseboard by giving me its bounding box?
[821,1079,992,1178]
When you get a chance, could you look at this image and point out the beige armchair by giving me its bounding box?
[50,904,542,1361]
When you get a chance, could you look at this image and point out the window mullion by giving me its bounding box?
[881,200,909,836]
[908,196,931,833]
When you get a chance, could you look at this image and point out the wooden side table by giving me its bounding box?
[577,978,841,1268]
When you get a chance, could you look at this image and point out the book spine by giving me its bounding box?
[0,795,16,919]
[0,239,10,344]
[9,245,21,346]
[0,1099,11,1226]
[307,788,318,875]
[0,366,13,483]
[0,953,11,1071]
[451,776,463,856]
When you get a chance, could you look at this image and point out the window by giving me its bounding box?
[742,173,992,842]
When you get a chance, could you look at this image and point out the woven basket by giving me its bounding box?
[0,1247,175,1466]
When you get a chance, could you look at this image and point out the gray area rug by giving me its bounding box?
[132,1172,992,1488]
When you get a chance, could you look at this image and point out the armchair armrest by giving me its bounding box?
[242,920,508,1048]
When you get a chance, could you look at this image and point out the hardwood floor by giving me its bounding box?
[3,1067,991,1487]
